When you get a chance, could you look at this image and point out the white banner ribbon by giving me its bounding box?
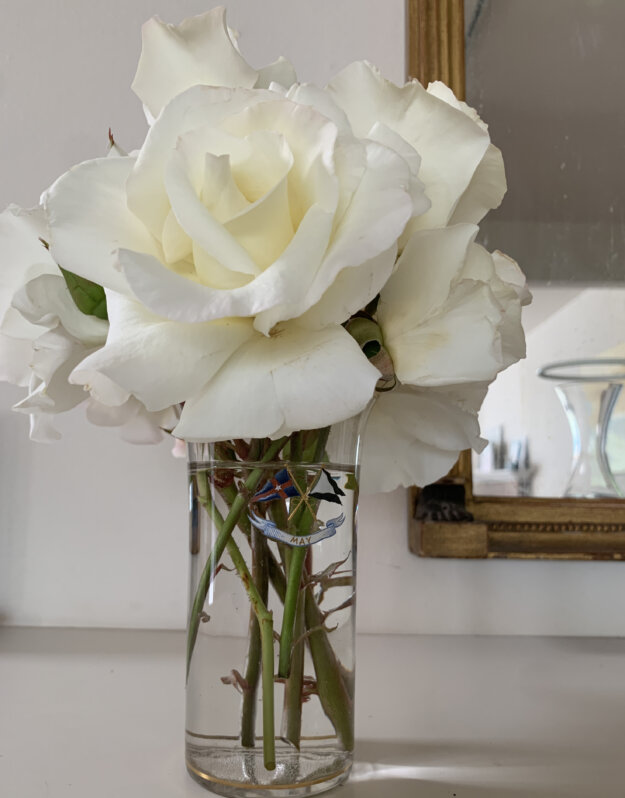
[248,509,345,547]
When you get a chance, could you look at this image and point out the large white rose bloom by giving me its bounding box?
[0,6,530,493]
[0,206,176,443]
[44,43,424,441]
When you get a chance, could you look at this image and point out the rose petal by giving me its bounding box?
[173,323,379,441]
[387,281,505,386]
[0,305,42,342]
[0,331,33,386]
[86,397,170,444]
[73,368,130,407]
[255,56,297,90]
[284,83,351,133]
[161,210,193,264]
[43,157,160,294]
[224,170,294,270]
[221,99,339,226]
[127,86,273,237]
[328,61,491,229]
[201,152,249,222]
[462,245,527,368]
[379,224,478,341]
[0,205,58,323]
[492,250,532,306]
[426,81,488,130]
[13,329,92,414]
[367,121,431,224]
[164,145,260,277]
[117,405,167,444]
[299,245,397,329]
[131,9,258,119]
[378,225,504,384]
[360,384,487,493]
[119,201,334,324]
[28,413,62,443]
[254,138,413,333]
[426,81,507,226]
[12,274,107,345]
[70,291,255,411]
[450,144,507,226]
[171,437,187,458]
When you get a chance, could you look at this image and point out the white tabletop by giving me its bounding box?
[1,627,624,797]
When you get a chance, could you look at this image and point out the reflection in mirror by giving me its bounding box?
[465,0,625,499]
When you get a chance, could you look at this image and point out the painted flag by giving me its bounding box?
[252,469,300,503]
[310,469,345,505]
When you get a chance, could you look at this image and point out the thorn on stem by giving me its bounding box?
[320,593,354,622]
[221,669,250,694]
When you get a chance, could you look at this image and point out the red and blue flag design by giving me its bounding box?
[252,469,301,503]
[252,467,345,505]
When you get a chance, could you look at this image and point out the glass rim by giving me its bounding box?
[537,358,625,382]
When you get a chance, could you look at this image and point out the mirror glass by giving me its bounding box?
[465,0,625,498]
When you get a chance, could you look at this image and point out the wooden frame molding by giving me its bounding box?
[409,458,625,560]
[406,0,625,560]
[407,0,465,98]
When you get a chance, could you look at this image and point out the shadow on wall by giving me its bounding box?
[0,382,33,624]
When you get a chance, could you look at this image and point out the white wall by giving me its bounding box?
[3,0,625,637]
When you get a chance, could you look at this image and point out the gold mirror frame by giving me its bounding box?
[406,0,625,560]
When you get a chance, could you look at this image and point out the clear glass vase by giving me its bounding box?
[185,417,364,797]
[538,359,625,497]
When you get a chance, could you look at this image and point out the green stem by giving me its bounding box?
[194,488,276,769]
[268,548,286,603]
[304,584,354,751]
[186,436,287,680]
[241,528,268,748]
[278,547,307,677]
[312,426,331,462]
[278,432,314,679]
[225,536,276,770]
[220,484,286,602]
[220,483,252,536]
[269,501,290,576]
[281,585,306,748]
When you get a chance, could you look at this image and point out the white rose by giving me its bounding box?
[361,223,530,492]
[0,206,175,443]
[44,81,418,441]
[378,224,528,387]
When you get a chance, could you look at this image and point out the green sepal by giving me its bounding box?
[344,315,395,387]
[59,267,108,320]
[344,316,382,353]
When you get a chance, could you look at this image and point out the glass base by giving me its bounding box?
[186,742,352,797]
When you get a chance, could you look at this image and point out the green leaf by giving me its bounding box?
[59,267,108,320]
[344,473,358,492]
